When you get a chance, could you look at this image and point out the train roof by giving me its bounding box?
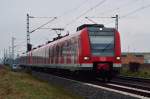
[27,30,81,53]
[77,24,104,31]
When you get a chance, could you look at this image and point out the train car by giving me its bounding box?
[19,24,121,80]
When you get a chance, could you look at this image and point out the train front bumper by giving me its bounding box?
[113,63,122,73]
[113,63,122,68]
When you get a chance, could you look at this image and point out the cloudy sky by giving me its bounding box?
[0,0,150,58]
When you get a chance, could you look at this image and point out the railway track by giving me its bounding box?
[117,75,150,83]
[100,82,150,98]
[110,80,150,91]
[105,75,150,98]
[96,75,150,98]
[31,69,150,98]
[111,76,150,91]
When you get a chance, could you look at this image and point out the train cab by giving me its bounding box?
[77,24,121,79]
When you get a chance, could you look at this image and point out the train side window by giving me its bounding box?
[71,39,75,56]
[51,47,53,57]
[62,41,68,56]
[56,45,59,57]
[60,44,63,57]
[52,46,54,57]
[54,46,57,57]
[49,47,51,57]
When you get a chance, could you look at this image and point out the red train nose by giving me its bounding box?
[97,63,110,71]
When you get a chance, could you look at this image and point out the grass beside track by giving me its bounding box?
[120,67,150,79]
[0,66,84,99]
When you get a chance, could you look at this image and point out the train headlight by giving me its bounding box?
[99,27,103,31]
[116,56,121,60]
[84,56,90,61]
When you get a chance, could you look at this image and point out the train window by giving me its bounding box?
[56,45,59,57]
[49,47,51,57]
[60,44,63,57]
[54,46,56,57]
[50,48,52,57]
[88,27,114,56]
[62,41,69,56]
[52,46,55,57]
[72,40,77,56]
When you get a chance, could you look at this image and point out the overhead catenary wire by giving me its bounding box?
[97,0,150,19]
[64,0,107,27]
[103,3,150,25]
[88,0,140,18]
[120,3,150,18]
[30,17,57,33]
[86,16,113,19]
[59,0,90,17]
[28,0,89,33]
[85,17,98,24]
[29,16,56,19]
[97,0,140,16]
[85,1,150,27]
[52,0,90,28]
[86,0,141,20]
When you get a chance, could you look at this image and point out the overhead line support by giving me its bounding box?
[27,14,30,52]
[112,14,118,31]
[26,13,57,52]
[87,14,119,30]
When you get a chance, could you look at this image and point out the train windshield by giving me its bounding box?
[88,27,114,56]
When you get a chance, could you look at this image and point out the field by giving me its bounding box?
[0,65,83,99]
[120,64,150,78]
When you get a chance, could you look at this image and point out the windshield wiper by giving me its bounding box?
[101,42,113,52]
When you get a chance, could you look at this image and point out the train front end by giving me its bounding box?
[78,24,121,80]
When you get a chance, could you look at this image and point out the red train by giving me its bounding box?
[19,24,121,80]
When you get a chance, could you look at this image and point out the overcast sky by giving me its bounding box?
[0,0,150,58]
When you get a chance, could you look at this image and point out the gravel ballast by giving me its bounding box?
[32,71,143,99]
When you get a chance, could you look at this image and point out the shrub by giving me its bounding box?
[129,62,140,72]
